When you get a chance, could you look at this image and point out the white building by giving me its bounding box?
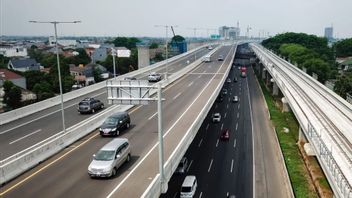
[48,36,77,47]
[0,46,28,57]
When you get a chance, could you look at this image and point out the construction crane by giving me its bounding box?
[171,26,176,37]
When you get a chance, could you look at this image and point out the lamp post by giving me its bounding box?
[155,25,173,81]
[111,48,117,78]
[29,20,81,133]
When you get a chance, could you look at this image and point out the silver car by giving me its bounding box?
[88,138,131,178]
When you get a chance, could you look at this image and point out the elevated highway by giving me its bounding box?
[0,44,236,197]
[251,43,352,198]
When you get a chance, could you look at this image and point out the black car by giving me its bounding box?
[78,98,104,114]
[100,112,131,136]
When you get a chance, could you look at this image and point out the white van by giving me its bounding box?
[203,55,211,62]
[180,175,197,198]
[88,138,131,178]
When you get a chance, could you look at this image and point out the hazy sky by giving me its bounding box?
[1,0,352,38]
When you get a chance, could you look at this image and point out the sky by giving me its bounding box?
[1,0,352,38]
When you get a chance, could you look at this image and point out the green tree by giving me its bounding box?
[149,42,159,49]
[23,70,49,90]
[0,54,9,68]
[33,81,54,101]
[3,81,22,109]
[93,66,103,82]
[334,75,352,98]
[49,62,74,93]
[334,38,352,57]
[64,48,91,65]
[111,37,141,49]
[302,58,331,83]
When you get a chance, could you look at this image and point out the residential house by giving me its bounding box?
[92,48,107,63]
[0,45,28,57]
[7,58,40,72]
[69,63,109,86]
[0,68,27,89]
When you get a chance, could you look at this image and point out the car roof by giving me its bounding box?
[214,113,220,116]
[182,175,196,187]
[101,138,128,150]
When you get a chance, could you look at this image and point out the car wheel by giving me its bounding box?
[91,108,95,113]
[127,154,131,162]
[111,168,117,177]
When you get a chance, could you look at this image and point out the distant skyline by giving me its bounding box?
[1,0,352,38]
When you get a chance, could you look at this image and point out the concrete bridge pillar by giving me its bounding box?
[281,97,291,112]
[262,68,266,80]
[272,81,279,96]
[298,126,307,143]
[137,45,150,69]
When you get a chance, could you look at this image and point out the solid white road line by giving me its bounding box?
[216,139,219,147]
[227,104,229,109]
[237,112,240,118]
[206,123,210,131]
[234,139,237,148]
[148,112,158,120]
[198,138,203,147]
[236,123,238,131]
[208,159,213,172]
[9,129,42,145]
[187,81,194,87]
[224,112,227,118]
[187,160,193,172]
[231,159,234,173]
[221,123,224,130]
[173,92,182,100]
[228,97,230,102]
[0,91,106,135]
[199,192,203,198]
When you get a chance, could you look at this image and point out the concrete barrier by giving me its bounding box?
[142,43,236,198]
[0,44,222,185]
[0,44,215,125]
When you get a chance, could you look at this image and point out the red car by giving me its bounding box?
[220,129,230,141]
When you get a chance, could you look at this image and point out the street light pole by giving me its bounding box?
[155,25,174,81]
[29,20,81,134]
[111,48,117,78]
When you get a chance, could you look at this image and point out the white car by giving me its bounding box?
[212,113,221,123]
[148,72,162,82]
[232,96,239,103]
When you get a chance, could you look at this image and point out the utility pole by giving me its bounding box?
[29,20,81,134]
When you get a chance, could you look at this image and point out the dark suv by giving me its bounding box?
[78,98,104,114]
[100,112,131,136]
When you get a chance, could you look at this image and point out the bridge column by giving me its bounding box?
[281,97,291,112]
[298,126,307,143]
[262,68,266,80]
[272,81,279,96]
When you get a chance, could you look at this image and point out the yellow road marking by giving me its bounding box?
[0,133,99,196]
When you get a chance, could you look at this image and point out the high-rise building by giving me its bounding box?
[324,27,333,40]
[219,26,240,40]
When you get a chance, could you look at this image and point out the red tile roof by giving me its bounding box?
[0,69,24,80]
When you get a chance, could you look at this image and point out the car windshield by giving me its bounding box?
[94,150,115,161]
[181,186,192,192]
[79,101,89,106]
[214,114,220,118]
[103,117,118,125]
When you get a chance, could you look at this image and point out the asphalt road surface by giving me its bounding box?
[0,45,234,198]
[161,51,292,197]
[0,47,211,160]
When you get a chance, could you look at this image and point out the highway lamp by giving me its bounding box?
[111,48,117,78]
[29,20,81,133]
[155,25,172,81]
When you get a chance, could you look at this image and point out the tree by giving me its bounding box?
[23,70,49,90]
[111,37,141,49]
[149,42,159,49]
[334,74,352,98]
[33,81,54,101]
[302,58,331,83]
[49,62,74,93]
[3,81,22,109]
[0,54,9,68]
[64,48,91,65]
[334,38,352,57]
[93,66,103,83]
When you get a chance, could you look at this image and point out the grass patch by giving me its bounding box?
[258,78,318,198]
